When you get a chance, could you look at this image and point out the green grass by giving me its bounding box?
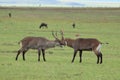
[0,7,120,80]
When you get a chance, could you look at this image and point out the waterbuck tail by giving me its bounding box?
[101,42,109,44]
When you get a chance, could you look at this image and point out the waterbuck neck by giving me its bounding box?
[65,38,75,48]
[46,40,59,48]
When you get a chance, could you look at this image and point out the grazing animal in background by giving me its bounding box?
[39,23,48,29]
[72,23,75,28]
[15,32,62,62]
[75,34,80,37]
[59,31,108,64]
[8,13,11,18]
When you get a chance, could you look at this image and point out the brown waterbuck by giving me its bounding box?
[15,32,62,62]
[59,31,108,64]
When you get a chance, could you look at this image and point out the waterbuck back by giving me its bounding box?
[20,37,52,50]
[73,38,100,51]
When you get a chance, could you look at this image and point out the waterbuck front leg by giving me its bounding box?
[96,52,103,64]
[42,49,46,62]
[22,50,28,61]
[93,50,100,64]
[72,50,78,63]
[79,50,82,63]
[97,55,99,64]
[99,52,103,64]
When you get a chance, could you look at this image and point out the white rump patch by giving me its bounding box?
[96,44,102,52]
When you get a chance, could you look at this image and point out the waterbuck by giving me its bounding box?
[59,31,108,64]
[8,13,12,18]
[15,32,62,61]
[72,23,75,28]
[39,22,48,29]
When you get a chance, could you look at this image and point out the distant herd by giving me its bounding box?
[39,22,76,29]
[8,13,76,28]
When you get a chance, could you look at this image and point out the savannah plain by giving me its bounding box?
[0,7,120,80]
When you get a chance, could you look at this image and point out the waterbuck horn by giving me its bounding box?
[52,31,58,40]
[60,30,64,40]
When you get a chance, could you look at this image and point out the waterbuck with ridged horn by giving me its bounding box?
[15,31,62,62]
[59,31,108,64]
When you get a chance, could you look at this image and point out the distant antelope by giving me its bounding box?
[72,23,75,28]
[39,22,48,29]
[59,31,108,64]
[16,32,62,61]
[8,13,11,18]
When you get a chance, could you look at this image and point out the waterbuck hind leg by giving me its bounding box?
[22,52,25,61]
[97,55,99,64]
[100,52,103,64]
[15,50,21,61]
[42,49,46,62]
[79,50,82,63]
[38,49,41,61]
[72,50,77,63]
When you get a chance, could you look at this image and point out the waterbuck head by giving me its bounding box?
[57,30,75,47]
[52,30,70,47]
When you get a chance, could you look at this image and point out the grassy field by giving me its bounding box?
[0,7,120,80]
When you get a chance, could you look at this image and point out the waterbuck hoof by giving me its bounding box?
[79,61,82,63]
[44,60,46,62]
